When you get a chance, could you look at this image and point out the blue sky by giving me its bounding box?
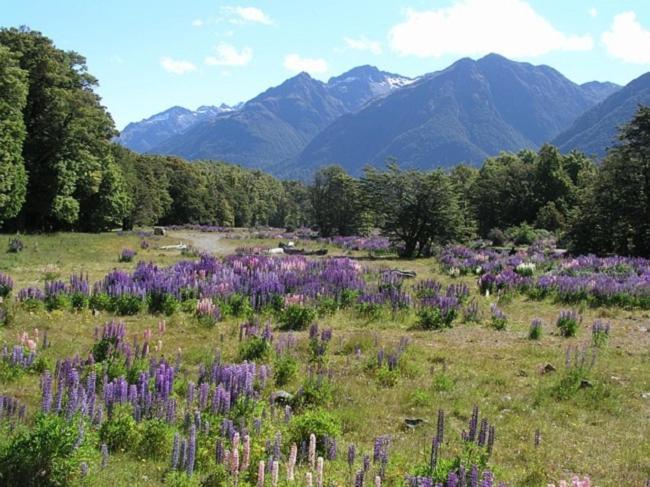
[3,0,649,129]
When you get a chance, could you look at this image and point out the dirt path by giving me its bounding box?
[167,231,232,255]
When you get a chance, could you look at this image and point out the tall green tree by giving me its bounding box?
[0,27,125,230]
[569,105,650,256]
[0,44,27,224]
[310,165,365,237]
[362,164,464,257]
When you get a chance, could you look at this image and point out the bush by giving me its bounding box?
[274,354,298,386]
[112,294,144,315]
[99,404,141,452]
[0,414,94,486]
[490,304,507,330]
[556,310,580,337]
[238,336,271,362]
[529,319,543,340]
[137,419,172,460]
[225,293,252,318]
[288,409,341,455]
[293,375,333,409]
[506,223,537,246]
[376,366,399,387]
[432,373,455,393]
[45,294,69,312]
[278,305,316,331]
[148,293,179,315]
[416,307,455,330]
[70,292,89,310]
[89,292,112,311]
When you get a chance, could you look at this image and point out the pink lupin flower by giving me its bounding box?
[308,433,316,470]
[232,431,241,451]
[305,472,313,487]
[143,328,152,341]
[375,475,382,487]
[158,320,166,334]
[256,460,265,487]
[271,460,279,487]
[287,443,297,480]
[27,339,37,353]
[316,457,324,487]
[231,447,240,476]
[241,434,251,471]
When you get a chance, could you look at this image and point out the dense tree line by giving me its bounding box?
[0,27,310,233]
[310,107,650,258]
[2,27,649,258]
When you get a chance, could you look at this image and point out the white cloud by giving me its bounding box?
[192,19,204,27]
[160,57,197,74]
[205,43,253,66]
[602,11,650,64]
[221,6,273,25]
[588,8,598,18]
[344,36,382,55]
[389,0,593,59]
[110,55,124,64]
[283,54,328,74]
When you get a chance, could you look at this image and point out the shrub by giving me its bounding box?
[225,293,252,318]
[317,296,338,316]
[293,375,333,409]
[376,366,399,387]
[416,307,455,330]
[274,354,298,387]
[70,292,89,310]
[591,320,611,348]
[490,304,507,330]
[506,223,537,246]
[0,273,13,298]
[89,292,112,311]
[112,294,143,315]
[99,404,141,452]
[137,419,172,460]
[0,414,94,486]
[279,305,316,331]
[238,336,271,362]
[288,409,341,455]
[529,318,543,340]
[556,310,581,337]
[432,373,455,393]
[148,293,179,316]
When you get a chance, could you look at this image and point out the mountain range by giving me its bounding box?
[116,54,649,177]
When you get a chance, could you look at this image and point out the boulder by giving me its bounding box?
[153,226,166,236]
[404,418,428,429]
[542,363,556,374]
[271,390,293,405]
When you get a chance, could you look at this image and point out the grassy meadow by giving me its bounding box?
[0,230,648,486]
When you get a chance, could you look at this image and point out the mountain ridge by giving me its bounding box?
[116,55,626,176]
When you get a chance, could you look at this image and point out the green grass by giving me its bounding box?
[0,231,649,486]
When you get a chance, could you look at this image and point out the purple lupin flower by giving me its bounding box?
[171,432,180,469]
[187,424,196,476]
[436,409,445,443]
[470,465,479,487]
[347,443,356,469]
[41,371,52,413]
[481,470,494,487]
